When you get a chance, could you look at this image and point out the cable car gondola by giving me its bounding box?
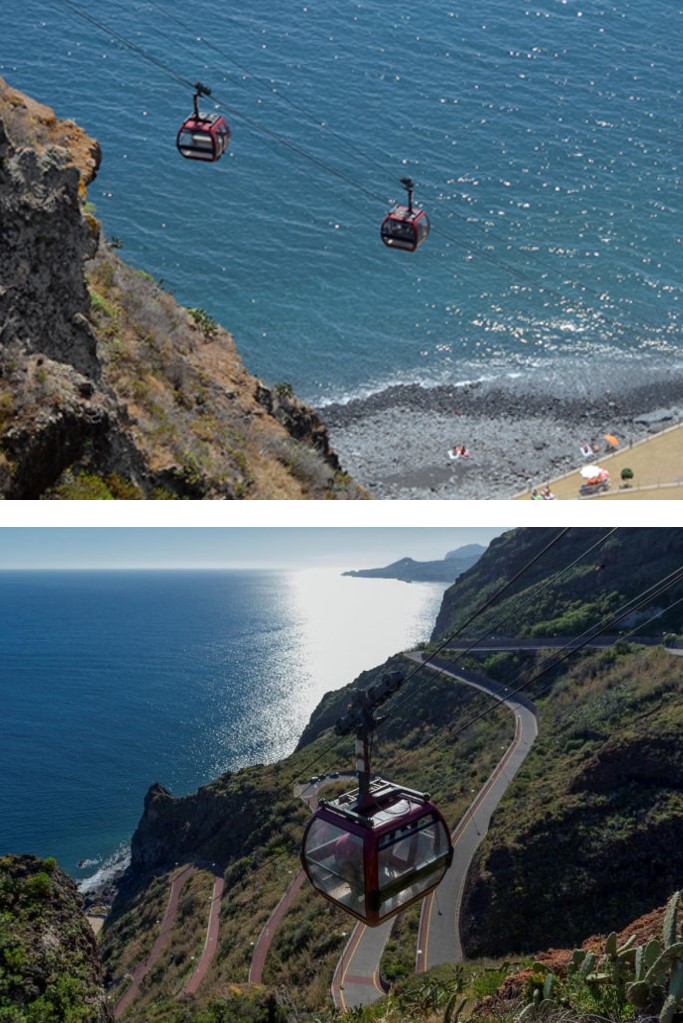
[380,177,430,252]
[301,672,453,926]
[177,82,231,162]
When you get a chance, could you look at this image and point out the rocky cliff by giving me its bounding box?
[128,769,308,873]
[0,78,364,499]
[0,854,114,1022]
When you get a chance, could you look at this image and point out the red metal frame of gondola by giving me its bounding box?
[176,82,231,162]
[301,781,452,925]
[380,177,430,251]
[300,671,453,926]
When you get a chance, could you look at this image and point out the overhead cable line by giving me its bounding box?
[292,527,571,782]
[140,0,392,180]
[141,2,667,343]
[54,0,394,206]
[56,0,664,344]
[139,0,668,340]
[241,556,683,900]
[239,557,683,896]
[522,593,683,709]
[439,527,618,656]
[427,561,683,752]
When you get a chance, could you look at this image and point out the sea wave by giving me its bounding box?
[77,845,131,895]
[315,348,683,410]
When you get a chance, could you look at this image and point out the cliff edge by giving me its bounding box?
[0,78,365,499]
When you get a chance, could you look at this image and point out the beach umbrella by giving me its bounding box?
[604,433,619,447]
[581,465,602,479]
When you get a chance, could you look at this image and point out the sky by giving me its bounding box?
[0,526,507,570]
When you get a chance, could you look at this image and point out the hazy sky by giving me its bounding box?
[0,527,507,570]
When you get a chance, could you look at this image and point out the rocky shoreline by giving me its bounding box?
[319,376,683,500]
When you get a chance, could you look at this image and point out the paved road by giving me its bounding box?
[331,920,392,1010]
[414,657,537,970]
[440,636,662,651]
[247,773,355,985]
[331,653,538,1008]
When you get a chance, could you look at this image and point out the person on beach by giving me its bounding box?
[530,488,543,500]
[541,485,555,500]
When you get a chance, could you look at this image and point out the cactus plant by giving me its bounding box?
[517,892,682,1023]
[626,890,683,1023]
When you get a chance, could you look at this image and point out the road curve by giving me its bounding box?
[414,656,537,970]
[247,774,356,985]
[331,653,537,1008]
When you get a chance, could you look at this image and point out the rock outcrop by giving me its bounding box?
[0,854,114,1023]
[0,77,364,499]
[129,771,307,873]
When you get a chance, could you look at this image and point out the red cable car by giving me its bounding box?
[381,177,430,252]
[177,82,231,163]
[300,672,453,926]
[301,777,452,926]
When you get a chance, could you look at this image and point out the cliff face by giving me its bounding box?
[0,102,101,379]
[0,77,363,499]
[129,770,308,873]
[0,855,114,1023]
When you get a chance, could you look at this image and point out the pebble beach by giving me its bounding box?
[320,375,683,500]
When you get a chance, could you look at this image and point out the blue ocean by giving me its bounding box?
[0,569,446,885]
[2,0,680,405]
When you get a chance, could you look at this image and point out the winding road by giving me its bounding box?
[113,862,224,1015]
[331,653,538,1009]
[114,864,196,1018]
[115,637,673,1012]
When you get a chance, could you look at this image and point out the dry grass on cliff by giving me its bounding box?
[0,76,101,183]
[86,245,364,499]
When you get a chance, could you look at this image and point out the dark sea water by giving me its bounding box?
[1,0,681,404]
[0,569,446,885]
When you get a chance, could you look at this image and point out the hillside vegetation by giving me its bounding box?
[432,528,683,640]
[101,656,512,1013]
[454,644,682,955]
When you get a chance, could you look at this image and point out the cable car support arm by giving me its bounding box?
[333,670,405,809]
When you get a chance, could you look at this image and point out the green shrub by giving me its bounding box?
[187,307,218,338]
[25,872,52,900]
[50,473,117,500]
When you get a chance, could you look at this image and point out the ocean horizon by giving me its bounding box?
[0,567,448,888]
[2,0,680,406]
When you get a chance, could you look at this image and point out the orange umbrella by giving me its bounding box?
[604,433,619,447]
